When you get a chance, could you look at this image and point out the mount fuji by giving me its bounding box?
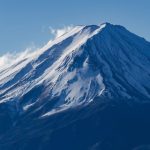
[0,23,150,150]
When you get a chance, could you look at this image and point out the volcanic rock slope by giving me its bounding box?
[0,23,150,150]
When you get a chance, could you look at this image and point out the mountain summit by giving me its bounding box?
[0,23,150,150]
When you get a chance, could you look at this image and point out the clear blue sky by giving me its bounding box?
[0,0,150,55]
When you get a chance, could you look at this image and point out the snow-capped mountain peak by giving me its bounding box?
[0,22,150,150]
[0,23,150,118]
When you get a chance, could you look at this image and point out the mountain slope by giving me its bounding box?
[0,23,150,150]
[0,24,106,114]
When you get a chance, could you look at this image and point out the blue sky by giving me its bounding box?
[0,0,150,55]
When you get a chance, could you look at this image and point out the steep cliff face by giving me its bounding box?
[0,23,150,150]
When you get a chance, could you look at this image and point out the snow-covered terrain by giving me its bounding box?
[0,22,150,150]
[0,23,149,116]
[0,24,107,116]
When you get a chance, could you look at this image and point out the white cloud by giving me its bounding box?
[49,25,74,38]
[0,25,74,71]
[0,46,37,71]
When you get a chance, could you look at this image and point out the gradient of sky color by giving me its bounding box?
[0,0,150,55]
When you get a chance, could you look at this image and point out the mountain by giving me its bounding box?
[0,23,150,150]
